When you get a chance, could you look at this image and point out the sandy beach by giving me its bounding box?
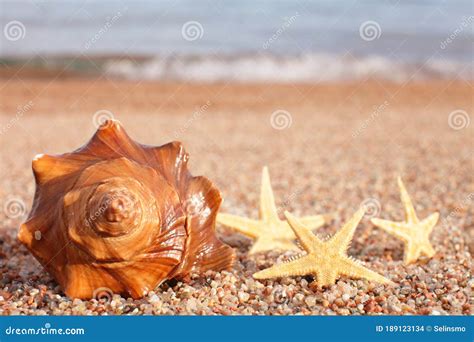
[0,75,472,315]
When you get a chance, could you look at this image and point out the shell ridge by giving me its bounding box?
[172,176,235,277]
[19,120,234,299]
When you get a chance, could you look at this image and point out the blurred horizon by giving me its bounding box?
[0,0,472,82]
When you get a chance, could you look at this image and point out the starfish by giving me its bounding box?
[253,208,394,287]
[371,177,439,264]
[217,166,329,254]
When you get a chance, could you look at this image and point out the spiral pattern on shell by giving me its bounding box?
[19,119,235,299]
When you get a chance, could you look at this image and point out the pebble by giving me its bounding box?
[238,291,249,303]
[149,294,160,304]
[186,298,197,312]
[304,296,316,307]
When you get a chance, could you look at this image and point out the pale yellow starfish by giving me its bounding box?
[253,208,394,287]
[217,166,329,254]
[371,177,439,264]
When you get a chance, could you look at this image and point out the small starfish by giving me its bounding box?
[217,166,329,254]
[371,177,439,264]
[253,208,394,287]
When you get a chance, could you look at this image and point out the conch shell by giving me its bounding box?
[18,120,235,299]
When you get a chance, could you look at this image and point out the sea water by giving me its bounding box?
[0,0,472,82]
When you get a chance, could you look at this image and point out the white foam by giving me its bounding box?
[103,53,469,83]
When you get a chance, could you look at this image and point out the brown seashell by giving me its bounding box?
[18,119,235,299]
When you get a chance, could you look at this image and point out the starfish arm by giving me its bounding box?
[297,214,327,230]
[421,243,435,258]
[248,238,300,255]
[314,269,338,287]
[253,255,314,280]
[403,240,421,264]
[398,176,419,223]
[259,166,279,222]
[421,243,436,258]
[216,213,261,238]
[341,257,394,285]
[329,207,365,252]
[371,218,413,241]
[421,212,439,235]
[284,211,322,253]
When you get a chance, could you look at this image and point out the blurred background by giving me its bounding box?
[1,0,472,82]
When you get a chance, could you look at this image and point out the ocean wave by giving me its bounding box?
[103,54,470,83]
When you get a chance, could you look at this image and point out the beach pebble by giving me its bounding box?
[305,296,317,307]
